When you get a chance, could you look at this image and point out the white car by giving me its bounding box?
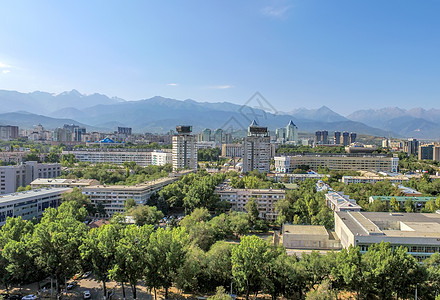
[22,295,38,300]
[83,290,91,299]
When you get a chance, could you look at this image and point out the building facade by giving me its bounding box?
[215,184,285,221]
[242,121,270,173]
[275,154,399,173]
[0,125,19,140]
[335,211,440,260]
[172,126,198,171]
[0,162,62,194]
[82,177,177,216]
[221,143,243,158]
[0,188,71,225]
[63,149,154,166]
[151,150,173,166]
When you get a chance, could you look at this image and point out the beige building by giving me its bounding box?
[275,154,399,173]
[82,177,177,216]
[335,211,440,260]
[282,224,341,250]
[215,184,284,221]
[221,143,243,158]
[172,126,198,171]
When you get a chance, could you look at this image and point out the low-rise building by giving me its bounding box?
[335,211,440,260]
[369,196,437,211]
[82,177,178,216]
[282,224,341,250]
[31,178,99,189]
[63,149,154,166]
[342,175,410,185]
[269,173,329,183]
[275,154,398,173]
[215,184,285,221]
[0,188,72,226]
[325,191,361,212]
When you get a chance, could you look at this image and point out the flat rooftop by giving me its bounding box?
[283,224,329,236]
[31,178,99,186]
[336,211,440,238]
[0,188,72,204]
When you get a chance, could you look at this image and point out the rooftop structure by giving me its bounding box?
[325,191,361,212]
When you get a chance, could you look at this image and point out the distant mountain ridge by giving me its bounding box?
[348,107,440,139]
[1,89,438,138]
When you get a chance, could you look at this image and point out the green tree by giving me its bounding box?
[334,246,364,299]
[32,202,88,292]
[144,227,189,299]
[208,286,232,300]
[128,205,164,226]
[80,224,121,298]
[404,199,414,213]
[389,197,400,212]
[244,198,259,228]
[231,235,272,300]
[110,224,153,299]
[124,198,137,212]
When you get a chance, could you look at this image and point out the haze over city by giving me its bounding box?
[1,0,439,114]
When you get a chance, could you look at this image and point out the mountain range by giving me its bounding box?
[0,89,439,139]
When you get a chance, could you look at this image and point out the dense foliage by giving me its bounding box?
[0,203,434,300]
[275,179,334,229]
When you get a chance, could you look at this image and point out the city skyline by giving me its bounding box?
[0,1,439,114]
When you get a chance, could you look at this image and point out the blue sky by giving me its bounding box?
[0,0,439,115]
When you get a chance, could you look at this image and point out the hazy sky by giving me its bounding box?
[0,0,439,115]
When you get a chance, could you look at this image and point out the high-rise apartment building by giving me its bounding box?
[334,131,341,145]
[405,138,419,156]
[172,125,198,171]
[315,131,322,145]
[275,128,286,142]
[350,132,357,144]
[213,129,223,144]
[242,120,270,173]
[0,125,19,140]
[419,144,434,160]
[342,131,350,146]
[117,127,132,135]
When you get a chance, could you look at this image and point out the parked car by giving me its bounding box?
[21,295,38,300]
[83,290,91,299]
[83,271,92,278]
[66,281,77,290]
